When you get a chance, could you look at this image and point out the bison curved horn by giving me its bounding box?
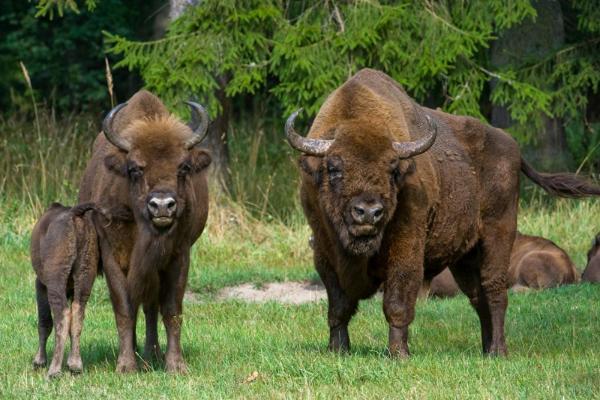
[393,115,438,159]
[285,109,333,156]
[184,101,210,149]
[102,102,131,152]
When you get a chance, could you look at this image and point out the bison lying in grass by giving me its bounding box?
[425,232,579,298]
[582,234,600,283]
[285,68,600,357]
[78,91,211,373]
[31,202,130,378]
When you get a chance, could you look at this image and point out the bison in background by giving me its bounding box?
[424,232,579,298]
[286,68,600,357]
[582,233,600,282]
[509,232,579,289]
[78,91,211,373]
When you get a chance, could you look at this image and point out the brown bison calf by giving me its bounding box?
[425,232,579,298]
[31,202,129,378]
[582,233,600,282]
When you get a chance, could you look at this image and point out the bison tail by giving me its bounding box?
[71,202,98,217]
[520,158,600,198]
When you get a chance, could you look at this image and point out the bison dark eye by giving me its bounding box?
[178,163,192,176]
[128,165,143,179]
[328,166,342,181]
[392,168,401,183]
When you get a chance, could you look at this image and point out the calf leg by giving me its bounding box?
[67,272,94,373]
[143,301,162,360]
[314,251,357,353]
[46,279,71,378]
[33,278,52,369]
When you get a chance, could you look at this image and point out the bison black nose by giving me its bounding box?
[351,200,384,225]
[147,193,177,218]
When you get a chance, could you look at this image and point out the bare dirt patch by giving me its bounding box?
[217,281,326,304]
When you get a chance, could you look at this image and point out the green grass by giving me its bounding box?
[1,198,599,399]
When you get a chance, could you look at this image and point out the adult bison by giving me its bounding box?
[285,68,600,357]
[424,232,579,298]
[78,90,211,372]
[582,233,600,282]
[509,232,579,289]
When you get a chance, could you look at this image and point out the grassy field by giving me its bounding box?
[1,112,599,398]
[1,198,599,399]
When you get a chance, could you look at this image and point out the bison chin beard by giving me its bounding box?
[338,227,384,258]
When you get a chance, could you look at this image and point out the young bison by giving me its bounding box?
[31,202,129,378]
[424,232,579,298]
[582,233,600,283]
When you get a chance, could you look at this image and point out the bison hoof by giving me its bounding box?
[388,346,410,359]
[328,341,350,354]
[67,356,83,374]
[33,355,47,369]
[116,356,138,373]
[165,356,188,374]
[485,344,508,357]
[46,368,62,379]
[328,326,350,353]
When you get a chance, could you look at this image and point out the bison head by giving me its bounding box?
[102,102,211,234]
[286,110,437,257]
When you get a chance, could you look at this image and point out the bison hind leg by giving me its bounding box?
[33,278,53,369]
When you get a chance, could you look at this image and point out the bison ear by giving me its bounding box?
[394,159,415,188]
[188,147,212,173]
[104,153,128,177]
[299,155,322,185]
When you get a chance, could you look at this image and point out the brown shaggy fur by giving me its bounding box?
[78,90,211,373]
[295,69,600,357]
[509,232,579,288]
[31,202,129,378]
[582,233,600,283]
[424,232,579,298]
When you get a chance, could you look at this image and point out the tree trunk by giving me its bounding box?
[490,0,569,170]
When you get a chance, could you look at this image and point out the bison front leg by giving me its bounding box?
[314,250,357,353]
[382,238,424,359]
[143,301,162,361]
[99,241,137,373]
[160,252,190,373]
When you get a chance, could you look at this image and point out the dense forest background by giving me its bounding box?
[1,0,598,219]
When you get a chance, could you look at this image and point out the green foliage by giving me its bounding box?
[35,0,97,19]
[0,1,154,112]
[105,1,545,120]
[105,0,282,117]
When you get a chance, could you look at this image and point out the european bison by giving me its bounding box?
[78,91,211,373]
[31,202,128,378]
[425,232,579,298]
[509,232,579,289]
[285,68,600,357]
[582,233,600,282]
[422,268,459,298]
